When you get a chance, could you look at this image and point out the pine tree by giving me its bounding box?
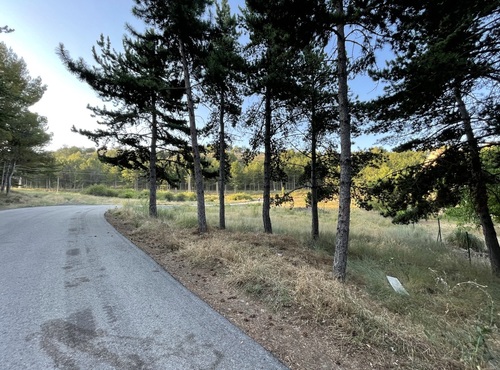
[0,42,50,194]
[331,0,352,282]
[58,28,190,217]
[366,0,500,275]
[292,46,337,240]
[132,0,213,232]
[203,0,244,229]
[242,0,325,234]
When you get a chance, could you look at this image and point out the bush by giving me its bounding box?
[205,194,218,202]
[118,189,138,199]
[227,192,254,201]
[444,204,478,224]
[161,191,175,201]
[175,193,186,202]
[175,192,196,202]
[446,228,485,252]
[83,185,119,197]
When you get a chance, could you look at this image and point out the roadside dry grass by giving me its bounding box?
[2,189,499,369]
[0,189,122,209]
[107,202,500,370]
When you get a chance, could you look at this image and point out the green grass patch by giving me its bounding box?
[446,227,486,252]
[227,192,255,201]
[83,184,119,197]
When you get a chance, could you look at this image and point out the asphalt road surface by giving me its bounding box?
[0,205,288,370]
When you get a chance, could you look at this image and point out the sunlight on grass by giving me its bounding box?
[0,189,125,209]
[6,189,499,369]
[147,202,500,369]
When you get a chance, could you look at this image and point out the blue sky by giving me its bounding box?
[2,0,382,151]
[2,0,144,150]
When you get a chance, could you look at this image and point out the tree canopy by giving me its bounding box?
[0,42,51,194]
[58,27,191,216]
[365,0,500,274]
[48,0,500,278]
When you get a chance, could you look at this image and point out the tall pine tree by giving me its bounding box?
[0,42,50,194]
[307,0,389,281]
[132,0,213,232]
[203,0,244,229]
[58,28,190,217]
[365,0,500,275]
[242,0,326,234]
[292,46,337,240]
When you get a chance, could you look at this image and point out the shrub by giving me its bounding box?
[118,189,137,199]
[83,184,119,197]
[446,228,485,252]
[175,192,196,202]
[175,193,186,202]
[161,191,175,201]
[205,194,218,202]
[227,192,254,201]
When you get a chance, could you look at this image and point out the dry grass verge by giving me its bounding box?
[0,189,121,209]
[106,204,500,370]
[3,191,497,369]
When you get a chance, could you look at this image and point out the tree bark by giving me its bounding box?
[219,92,226,229]
[179,41,207,233]
[6,160,16,195]
[149,103,158,218]
[311,92,319,240]
[455,86,500,275]
[333,2,352,282]
[263,87,273,234]
[1,161,7,193]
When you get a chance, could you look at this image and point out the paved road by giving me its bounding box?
[0,205,288,370]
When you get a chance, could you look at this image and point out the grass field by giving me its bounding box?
[114,195,499,369]
[2,188,499,369]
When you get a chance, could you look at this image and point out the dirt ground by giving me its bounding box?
[105,212,406,370]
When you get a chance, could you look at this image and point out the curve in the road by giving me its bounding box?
[0,205,288,370]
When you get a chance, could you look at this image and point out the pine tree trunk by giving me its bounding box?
[1,161,6,193]
[311,113,319,240]
[6,160,16,195]
[179,41,207,233]
[333,4,352,282]
[455,86,500,276]
[219,92,226,229]
[149,105,158,218]
[263,87,273,234]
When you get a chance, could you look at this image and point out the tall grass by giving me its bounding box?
[114,202,499,369]
[0,188,123,208]
[8,189,496,369]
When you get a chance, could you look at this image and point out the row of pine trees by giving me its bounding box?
[56,0,500,278]
[3,1,498,279]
